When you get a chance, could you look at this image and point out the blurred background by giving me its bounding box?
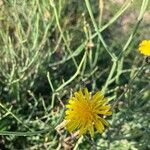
[0,0,149,149]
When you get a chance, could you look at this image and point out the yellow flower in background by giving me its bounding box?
[65,88,112,137]
[138,40,150,56]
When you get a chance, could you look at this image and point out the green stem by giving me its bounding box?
[0,102,32,131]
[0,129,50,136]
[102,61,117,93]
[55,51,87,92]
[85,0,117,61]
[50,0,78,68]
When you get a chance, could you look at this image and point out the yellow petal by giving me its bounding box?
[98,117,109,127]
[75,92,81,100]
[93,91,104,102]
[95,121,104,133]
[84,88,90,101]
[96,110,108,115]
[66,121,79,132]
[89,125,94,137]
[105,111,112,116]
[93,98,108,109]
[138,40,150,56]
[79,124,88,135]
[78,90,84,99]
[99,105,111,111]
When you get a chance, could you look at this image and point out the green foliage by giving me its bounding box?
[0,0,149,149]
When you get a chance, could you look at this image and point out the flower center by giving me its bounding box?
[78,101,93,121]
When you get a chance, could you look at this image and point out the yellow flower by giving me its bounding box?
[138,40,150,56]
[65,88,112,137]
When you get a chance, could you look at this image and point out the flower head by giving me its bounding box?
[65,88,112,137]
[138,40,150,56]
